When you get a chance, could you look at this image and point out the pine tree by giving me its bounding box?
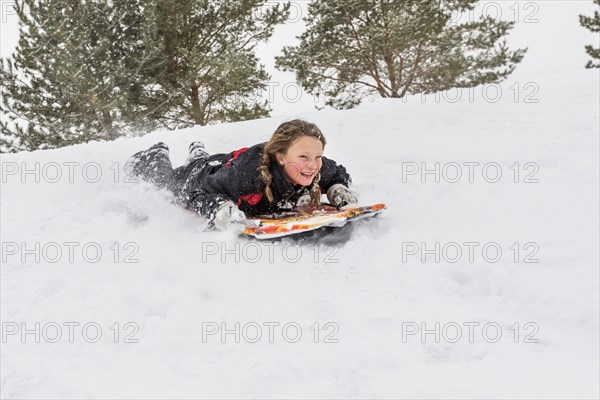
[0,0,156,152]
[276,0,526,109]
[139,0,289,129]
[580,0,600,68]
[0,0,289,152]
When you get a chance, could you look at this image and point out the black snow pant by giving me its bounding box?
[125,141,210,200]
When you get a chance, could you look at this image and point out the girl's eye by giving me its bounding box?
[300,155,308,159]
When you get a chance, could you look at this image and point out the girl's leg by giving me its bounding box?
[125,142,175,190]
[183,141,209,166]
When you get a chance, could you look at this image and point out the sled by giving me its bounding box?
[241,203,386,240]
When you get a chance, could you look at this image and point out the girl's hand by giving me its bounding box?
[213,201,247,230]
[327,184,358,209]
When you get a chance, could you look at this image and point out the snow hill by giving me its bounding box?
[1,68,598,398]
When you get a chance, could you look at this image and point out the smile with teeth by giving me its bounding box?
[300,172,314,178]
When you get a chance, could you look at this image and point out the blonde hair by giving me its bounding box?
[258,119,327,203]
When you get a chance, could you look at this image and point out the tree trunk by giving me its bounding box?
[190,81,205,125]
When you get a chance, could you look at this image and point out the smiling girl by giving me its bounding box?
[127,119,357,229]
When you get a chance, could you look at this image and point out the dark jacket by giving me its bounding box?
[173,143,352,218]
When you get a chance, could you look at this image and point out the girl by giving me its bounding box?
[126,119,358,229]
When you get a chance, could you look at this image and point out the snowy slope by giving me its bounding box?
[1,68,598,398]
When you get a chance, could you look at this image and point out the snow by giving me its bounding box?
[1,65,598,398]
[2,1,600,396]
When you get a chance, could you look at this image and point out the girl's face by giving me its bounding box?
[276,136,324,186]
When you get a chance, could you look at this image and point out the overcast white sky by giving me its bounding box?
[1,0,598,117]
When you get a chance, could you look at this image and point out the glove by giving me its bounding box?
[327,184,358,209]
[296,193,312,207]
[213,201,247,231]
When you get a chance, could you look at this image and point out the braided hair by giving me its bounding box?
[258,119,327,203]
